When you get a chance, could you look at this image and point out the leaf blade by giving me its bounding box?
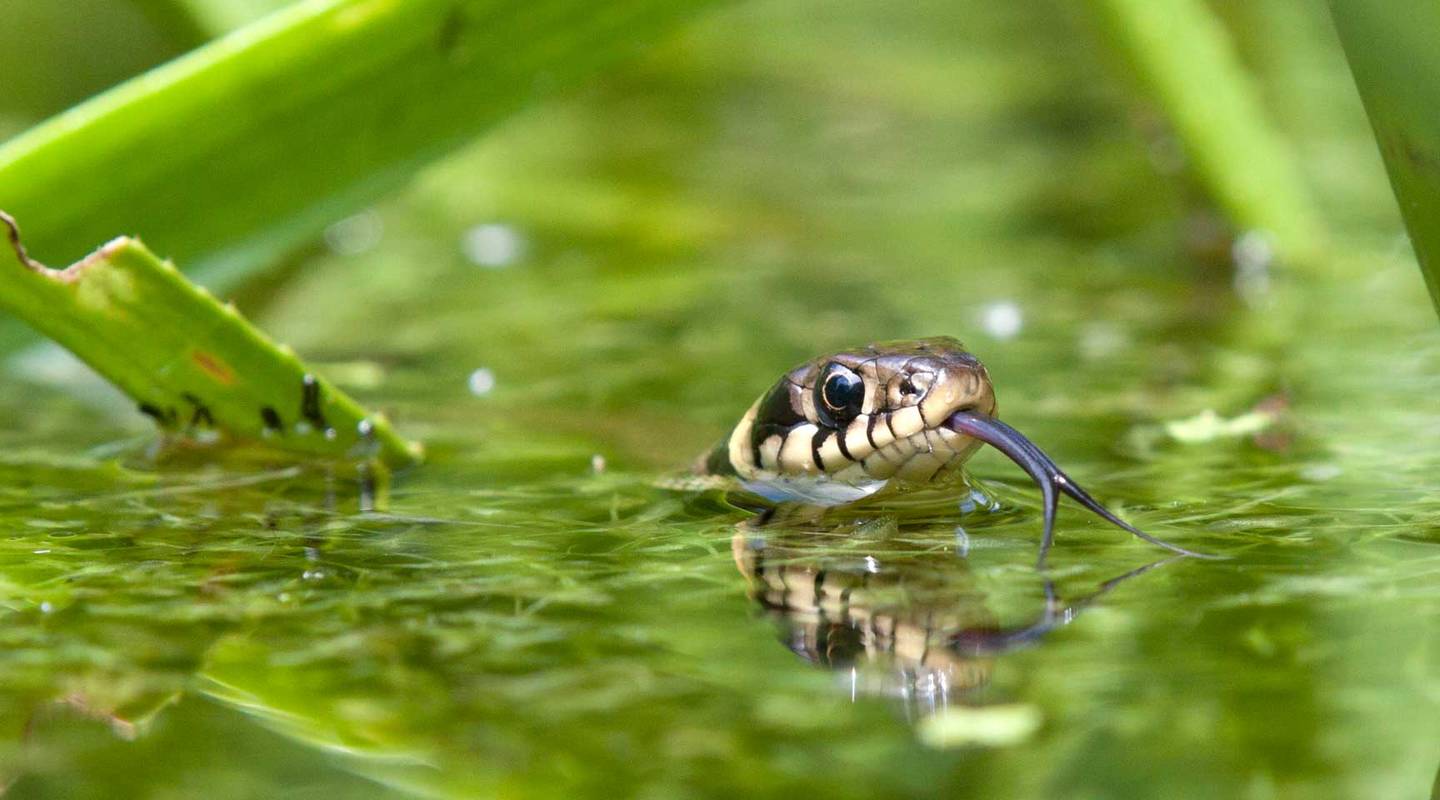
[1327,2,1440,316]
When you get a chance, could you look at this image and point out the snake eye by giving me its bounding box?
[815,362,864,428]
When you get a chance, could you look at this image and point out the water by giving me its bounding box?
[3,1,1440,797]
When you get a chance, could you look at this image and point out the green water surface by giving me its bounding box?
[2,2,1438,798]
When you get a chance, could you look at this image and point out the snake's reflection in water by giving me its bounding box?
[732,523,1178,721]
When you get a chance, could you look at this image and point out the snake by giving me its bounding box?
[698,337,1213,566]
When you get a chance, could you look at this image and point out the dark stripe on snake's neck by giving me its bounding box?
[749,380,805,467]
[834,425,854,461]
[810,428,829,471]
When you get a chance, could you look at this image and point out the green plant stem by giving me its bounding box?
[0,0,721,287]
[1086,0,1326,270]
[0,212,418,465]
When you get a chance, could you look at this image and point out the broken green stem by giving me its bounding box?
[0,212,419,466]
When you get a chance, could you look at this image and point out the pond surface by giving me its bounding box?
[3,2,1440,798]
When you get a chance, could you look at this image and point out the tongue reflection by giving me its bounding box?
[944,410,1217,567]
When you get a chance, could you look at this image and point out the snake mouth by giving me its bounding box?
[944,409,1219,567]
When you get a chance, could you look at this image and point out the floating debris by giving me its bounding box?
[467,368,497,396]
[916,704,1043,749]
[979,300,1023,340]
[1165,408,1276,444]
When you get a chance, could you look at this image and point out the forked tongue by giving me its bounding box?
[945,410,1219,567]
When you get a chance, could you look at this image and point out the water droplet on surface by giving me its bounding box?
[468,368,496,396]
[462,223,526,268]
[979,301,1022,340]
[917,703,1043,749]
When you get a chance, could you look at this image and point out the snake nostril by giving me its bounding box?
[900,372,933,398]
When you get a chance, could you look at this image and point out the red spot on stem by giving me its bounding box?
[191,350,235,385]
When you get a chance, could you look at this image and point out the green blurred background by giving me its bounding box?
[1,1,1438,798]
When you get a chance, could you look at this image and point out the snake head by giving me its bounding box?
[720,336,998,487]
[708,336,1216,565]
